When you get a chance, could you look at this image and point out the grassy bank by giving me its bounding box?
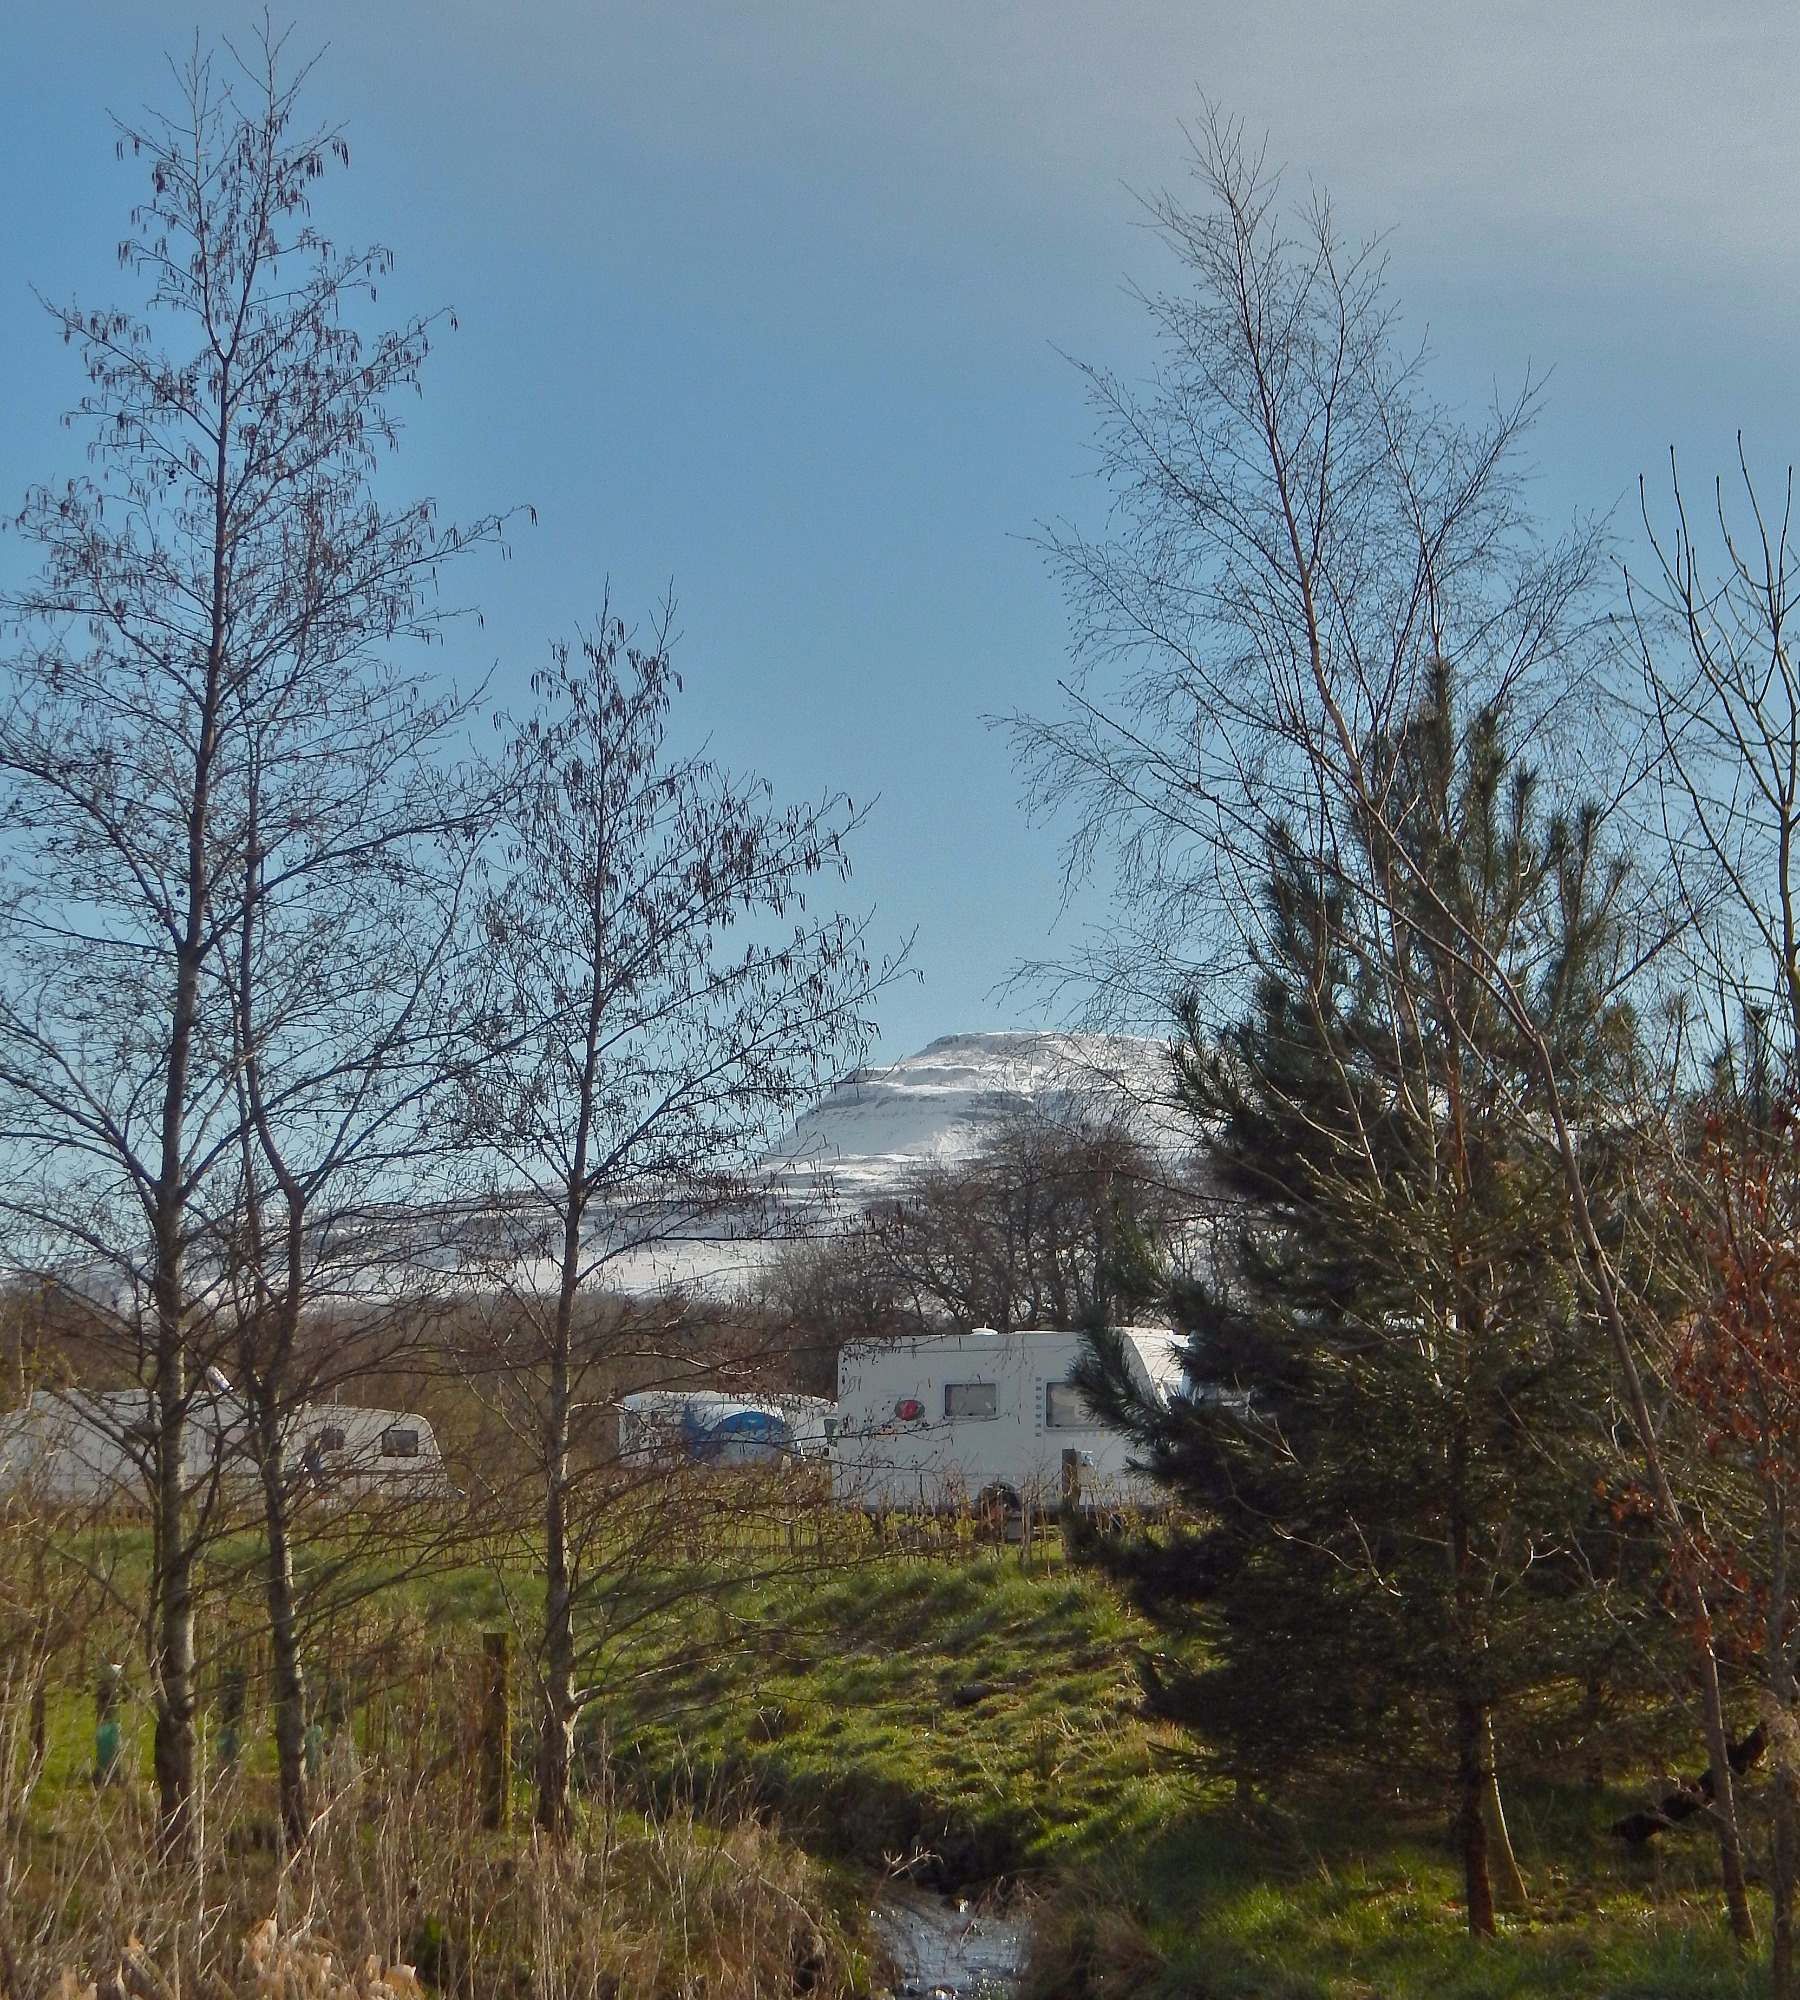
[599,1550,1185,1884]
[594,1541,1773,1999]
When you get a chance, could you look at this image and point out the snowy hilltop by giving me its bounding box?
[769,1030,1182,1203]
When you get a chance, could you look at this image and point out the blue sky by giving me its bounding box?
[6,2,1799,1062]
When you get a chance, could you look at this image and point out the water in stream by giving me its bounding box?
[871,1887,1031,1999]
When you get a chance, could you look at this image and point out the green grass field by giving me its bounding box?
[8,1508,1784,1997]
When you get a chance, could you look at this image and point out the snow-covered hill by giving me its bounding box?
[432,1031,1188,1299]
[44,1034,1193,1313]
[769,1030,1181,1203]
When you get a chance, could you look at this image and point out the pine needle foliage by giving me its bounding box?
[1074,665,1650,1927]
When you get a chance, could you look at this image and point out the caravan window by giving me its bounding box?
[380,1427,420,1459]
[1045,1382,1094,1429]
[317,1426,346,1454]
[944,1382,997,1421]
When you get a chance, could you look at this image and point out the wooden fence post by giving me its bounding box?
[480,1630,512,1832]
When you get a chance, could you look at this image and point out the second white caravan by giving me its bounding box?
[832,1326,1182,1513]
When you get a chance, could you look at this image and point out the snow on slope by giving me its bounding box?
[767,1030,1182,1204]
[48,1035,1191,1313]
[479,1032,1186,1299]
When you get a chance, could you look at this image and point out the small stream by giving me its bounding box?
[871,1886,1031,1999]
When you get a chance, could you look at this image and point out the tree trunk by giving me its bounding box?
[535,907,609,1839]
[258,1422,310,1851]
[1456,1693,1497,1938]
[1696,1648,1757,1947]
[147,490,226,1860]
[537,1428,576,1837]
[1481,1708,1528,1910]
[1448,1415,1495,1937]
[150,1338,196,1861]
[1769,1492,1795,2000]
[1773,1758,1796,2000]
[1579,1676,1606,1790]
[536,1181,582,1838]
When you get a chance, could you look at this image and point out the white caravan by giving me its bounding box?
[290,1401,451,1499]
[617,1390,835,1468]
[832,1327,1182,1514]
[0,1387,449,1508]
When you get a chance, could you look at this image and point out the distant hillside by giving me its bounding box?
[571,1030,1185,1296]
[769,1030,1182,1203]
[40,1032,1191,1309]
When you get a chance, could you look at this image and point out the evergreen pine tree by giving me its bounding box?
[1076,664,1642,1933]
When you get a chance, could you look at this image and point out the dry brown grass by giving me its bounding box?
[0,1631,861,2000]
[2,1753,858,2000]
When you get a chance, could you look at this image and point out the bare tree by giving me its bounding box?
[1629,448,1800,1993]
[869,1099,1188,1334]
[1631,444,1800,1073]
[465,604,892,1835]
[211,632,497,1850]
[1011,110,1754,1942]
[751,1225,910,1395]
[0,27,507,1853]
